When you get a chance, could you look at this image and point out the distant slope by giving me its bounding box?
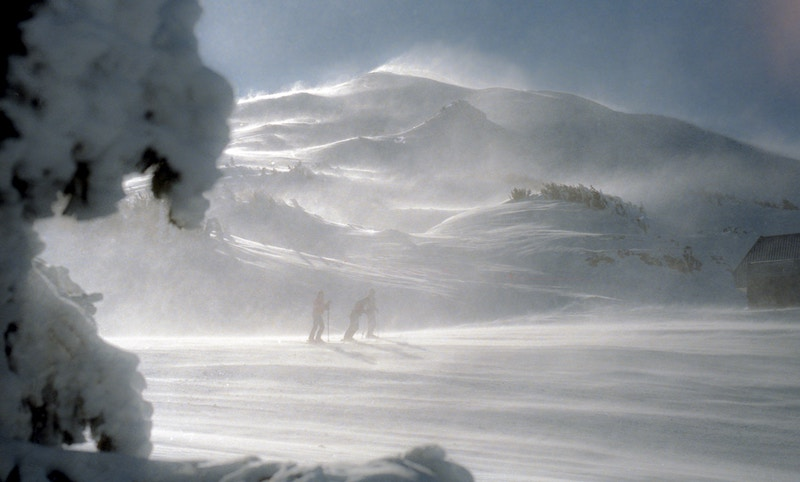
[309,99,516,175]
[229,71,800,208]
[37,71,800,334]
[229,73,471,158]
[212,71,800,323]
[468,88,800,202]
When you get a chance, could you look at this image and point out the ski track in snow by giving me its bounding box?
[113,312,800,481]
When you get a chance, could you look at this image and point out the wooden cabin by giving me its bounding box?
[734,233,800,308]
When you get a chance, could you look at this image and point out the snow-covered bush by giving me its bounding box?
[617,246,703,273]
[540,182,610,210]
[508,187,533,202]
[540,182,648,232]
[5,260,153,456]
[0,0,232,457]
[696,189,799,211]
[755,198,799,210]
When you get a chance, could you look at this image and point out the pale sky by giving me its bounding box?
[196,0,800,158]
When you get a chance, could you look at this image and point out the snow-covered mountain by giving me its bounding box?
[37,71,800,335]
[230,72,800,204]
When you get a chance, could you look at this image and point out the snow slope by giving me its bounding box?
[37,71,800,334]
[229,72,800,207]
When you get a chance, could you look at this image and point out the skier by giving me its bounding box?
[342,297,364,341]
[308,290,330,343]
[363,289,378,338]
[343,289,377,340]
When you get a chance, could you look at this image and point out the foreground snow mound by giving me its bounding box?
[0,442,472,482]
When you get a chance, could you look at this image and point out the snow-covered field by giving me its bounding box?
[114,308,799,481]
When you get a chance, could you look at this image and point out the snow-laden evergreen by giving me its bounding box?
[1,0,223,470]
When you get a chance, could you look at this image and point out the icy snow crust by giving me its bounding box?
[19,17,800,482]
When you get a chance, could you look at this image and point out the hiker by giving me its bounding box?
[363,289,378,338]
[308,290,330,342]
[343,289,377,340]
[342,297,364,341]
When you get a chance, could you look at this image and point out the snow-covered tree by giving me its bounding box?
[1,0,233,457]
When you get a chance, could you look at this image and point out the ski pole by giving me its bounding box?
[327,307,330,343]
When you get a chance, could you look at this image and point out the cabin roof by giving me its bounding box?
[741,233,800,265]
[733,233,800,288]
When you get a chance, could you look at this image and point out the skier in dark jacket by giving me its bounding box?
[343,289,377,340]
[363,289,378,338]
[308,290,330,342]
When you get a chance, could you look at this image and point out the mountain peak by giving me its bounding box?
[433,99,488,123]
[228,69,800,207]
[398,99,506,147]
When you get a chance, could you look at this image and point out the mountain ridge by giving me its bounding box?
[228,71,800,208]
